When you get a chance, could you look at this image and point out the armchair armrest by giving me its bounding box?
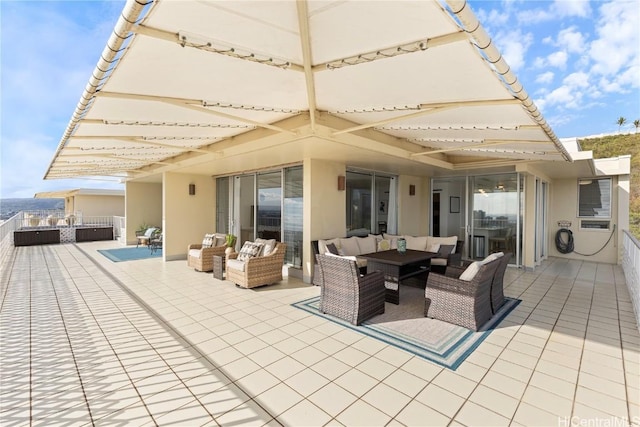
[188,243,203,251]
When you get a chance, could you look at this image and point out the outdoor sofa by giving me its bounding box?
[312,233,463,286]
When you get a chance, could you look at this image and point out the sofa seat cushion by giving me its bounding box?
[431,258,448,266]
[227,259,246,272]
[326,253,367,269]
[188,249,202,259]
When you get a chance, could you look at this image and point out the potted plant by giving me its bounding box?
[225,234,237,256]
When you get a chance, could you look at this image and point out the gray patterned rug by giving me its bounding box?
[292,285,520,370]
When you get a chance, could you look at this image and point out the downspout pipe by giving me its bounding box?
[43,0,154,180]
[444,0,573,162]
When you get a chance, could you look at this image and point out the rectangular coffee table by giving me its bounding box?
[359,250,436,304]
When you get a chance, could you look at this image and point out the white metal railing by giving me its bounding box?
[114,216,125,240]
[0,212,121,262]
[0,213,21,265]
[622,230,640,332]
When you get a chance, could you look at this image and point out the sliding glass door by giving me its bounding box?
[346,170,396,236]
[219,165,302,266]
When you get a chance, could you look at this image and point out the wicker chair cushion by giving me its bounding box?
[188,249,202,259]
[202,233,216,248]
[237,241,264,261]
[459,261,482,281]
[460,251,504,281]
[226,259,246,272]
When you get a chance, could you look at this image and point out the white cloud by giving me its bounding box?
[547,51,568,69]
[557,27,586,54]
[552,0,591,18]
[492,29,534,71]
[563,71,590,88]
[536,71,555,84]
[588,1,640,91]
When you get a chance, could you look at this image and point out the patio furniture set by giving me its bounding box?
[188,233,287,289]
[314,233,512,331]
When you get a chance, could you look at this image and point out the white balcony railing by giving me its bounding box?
[622,230,640,332]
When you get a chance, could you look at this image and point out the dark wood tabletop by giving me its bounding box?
[358,249,436,265]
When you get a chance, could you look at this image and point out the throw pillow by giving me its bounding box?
[428,243,441,253]
[437,244,455,258]
[255,238,276,256]
[325,243,339,255]
[237,241,264,261]
[202,233,215,248]
[377,239,391,251]
[459,261,482,281]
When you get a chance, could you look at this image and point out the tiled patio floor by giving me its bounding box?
[1,241,639,426]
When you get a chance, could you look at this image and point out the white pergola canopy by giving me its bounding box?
[45,0,571,182]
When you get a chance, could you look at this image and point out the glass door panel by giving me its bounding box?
[216,177,230,234]
[233,175,255,247]
[346,171,372,236]
[469,174,519,261]
[257,172,282,241]
[284,166,303,267]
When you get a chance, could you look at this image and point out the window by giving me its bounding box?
[578,178,611,218]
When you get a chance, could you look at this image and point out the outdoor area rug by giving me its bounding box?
[292,285,520,370]
[98,246,162,262]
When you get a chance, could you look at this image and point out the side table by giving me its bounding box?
[213,255,225,280]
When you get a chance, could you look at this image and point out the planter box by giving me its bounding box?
[14,229,60,246]
[75,227,114,242]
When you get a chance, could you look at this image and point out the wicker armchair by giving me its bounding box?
[446,252,512,314]
[424,257,500,331]
[187,238,227,272]
[226,242,287,288]
[317,254,385,326]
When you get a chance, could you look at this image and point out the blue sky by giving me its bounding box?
[1,0,639,199]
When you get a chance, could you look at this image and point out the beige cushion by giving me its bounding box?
[357,235,377,254]
[431,258,448,266]
[459,261,482,281]
[226,259,246,272]
[427,243,440,253]
[188,249,202,259]
[405,235,428,251]
[326,253,367,269]
[339,237,361,256]
[483,252,504,264]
